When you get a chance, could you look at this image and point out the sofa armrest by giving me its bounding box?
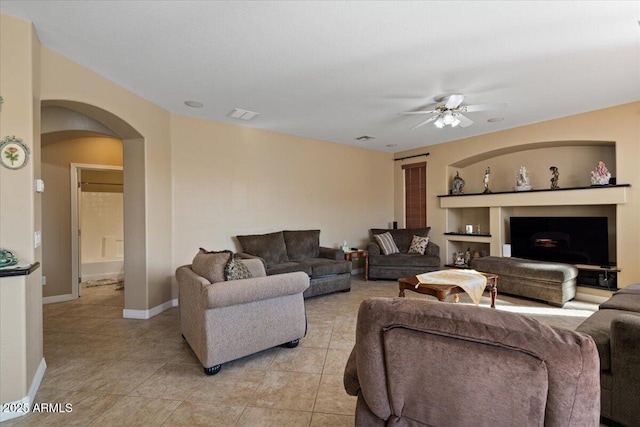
[343,347,360,396]
[367,241,381,256]
[319,246,345,260]
[611,314,640,370]
[425,241,440,257]
[203,271,310,309]
[610,314,640,423]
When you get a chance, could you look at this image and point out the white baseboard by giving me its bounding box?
[42,293,75,305]
[123,298,178,319]
[0,358,46,422]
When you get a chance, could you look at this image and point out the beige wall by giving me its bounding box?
[170,114,394,287]
[394,102,640,291]
[39,46,173,311]
[41,136,123,297]
[0,13,42,407]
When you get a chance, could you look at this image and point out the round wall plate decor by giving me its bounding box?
[1,136,30,170]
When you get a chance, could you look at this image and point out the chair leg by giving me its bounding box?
[281,339,299,348]
[204,364,221,375]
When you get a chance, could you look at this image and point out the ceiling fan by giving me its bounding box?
[403,94,507,130]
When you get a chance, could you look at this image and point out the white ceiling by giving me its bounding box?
[2,1,639,152]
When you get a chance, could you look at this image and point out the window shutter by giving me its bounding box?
[403,162,426,228]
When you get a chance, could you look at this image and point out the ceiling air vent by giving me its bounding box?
[227,108,259,121]
[355,135,375,141]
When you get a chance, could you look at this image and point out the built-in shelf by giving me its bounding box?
[0,262,40,278]
[439,184,629,208]
[444,232,492,237]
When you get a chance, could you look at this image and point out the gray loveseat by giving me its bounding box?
[367,228,440,280]
[576,283,640,427]
[237,230,351,298]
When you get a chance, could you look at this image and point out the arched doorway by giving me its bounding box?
[41,101,146,317]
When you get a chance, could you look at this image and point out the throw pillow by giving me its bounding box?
[374,232,400,255]
[224,256,253,281]
[191,249,232,283]
[408,235,430,255]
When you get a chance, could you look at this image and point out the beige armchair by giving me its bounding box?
[344,298,601,426]
[176,258,309,375]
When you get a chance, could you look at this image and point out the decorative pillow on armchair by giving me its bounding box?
[408,235,430,255]
[374,232,400,255]
[192,249,232,283]
[224,256,253,281]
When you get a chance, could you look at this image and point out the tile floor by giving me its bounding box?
[3,276,599,426]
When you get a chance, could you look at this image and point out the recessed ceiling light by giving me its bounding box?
[184,100,204,108]
[226,108,259,121]
[487,117,504,123]
[355,135,375,141]
[386,144,398,148]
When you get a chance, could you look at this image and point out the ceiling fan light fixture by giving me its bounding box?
[434,117,445,128]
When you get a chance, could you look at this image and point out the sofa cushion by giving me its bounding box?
[283,230,320,260]
[374,232,400,255]
[371,228,431,253]
[408,235,429,255]
[266,262,312,276]
[301,258,351,277]
[237,231,289,266]
[192,249,232,283]
[599,291,640,313]
[224,256,253,281]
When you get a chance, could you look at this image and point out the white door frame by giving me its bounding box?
[70,163,123,299]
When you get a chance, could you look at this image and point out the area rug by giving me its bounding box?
[82,277,124,290]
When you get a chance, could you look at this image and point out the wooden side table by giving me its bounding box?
[344,250,369,280]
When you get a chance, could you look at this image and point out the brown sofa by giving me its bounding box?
[576,283,640,427]
[176,258,309,375]
[344,297,600,426]
[366,227,440,279]
[237,230,351,298]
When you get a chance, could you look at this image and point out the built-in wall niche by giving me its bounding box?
[449,143,615,195]
[446,207,490,235]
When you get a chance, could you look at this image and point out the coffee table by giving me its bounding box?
[398,273,498,308]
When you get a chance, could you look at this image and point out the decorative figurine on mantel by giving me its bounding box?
[550,166,560,189]
[513,166,532,191]
[482,167,492,193]
[590,161,611,186]
[451,171,465,195]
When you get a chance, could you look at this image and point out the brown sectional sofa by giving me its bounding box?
[366,227,440,280]
[237,230,351,298]
[576,283,640,427]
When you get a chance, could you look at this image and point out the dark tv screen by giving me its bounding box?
[510,216,610,266]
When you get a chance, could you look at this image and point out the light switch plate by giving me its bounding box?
[36,179,45,193]
[35,230,42,248]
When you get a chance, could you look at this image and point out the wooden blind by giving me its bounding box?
[402,162,426,228]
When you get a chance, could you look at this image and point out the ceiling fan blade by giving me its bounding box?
[457,114,474,128]
[402,109,438,115]
[462,102,508,112]
[445,94,464,109]
[411,115,440,130]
